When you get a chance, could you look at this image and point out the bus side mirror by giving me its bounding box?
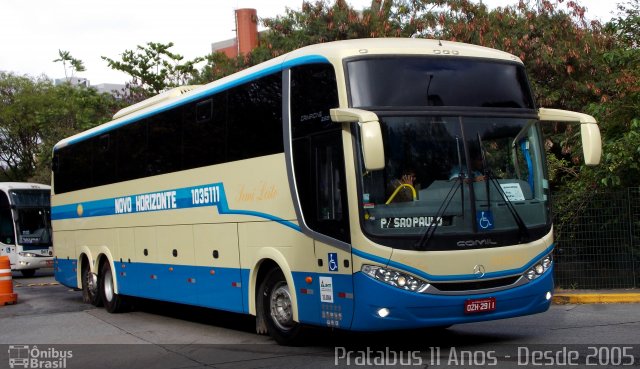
[330,108,385,171]
[538,108,602,166]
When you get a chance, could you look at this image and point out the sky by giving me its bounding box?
[1,0,621,85]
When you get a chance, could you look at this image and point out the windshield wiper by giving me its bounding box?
[414,135,467,251]
[414,178,462,251]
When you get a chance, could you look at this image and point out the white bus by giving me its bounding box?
[0,182,53,277]
[52,39,601,344]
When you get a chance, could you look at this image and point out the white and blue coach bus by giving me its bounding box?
[0,182,53,277]
[52,39,601,344]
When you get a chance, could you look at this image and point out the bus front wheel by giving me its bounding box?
[259,268,303,345]
[82,261,102,307]
[99,260,127,313]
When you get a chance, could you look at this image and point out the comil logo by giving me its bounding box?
[8,345,72,368]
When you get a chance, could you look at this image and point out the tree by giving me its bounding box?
[0,72,122,183]
[53,49,86,81]
[102,42,204,98]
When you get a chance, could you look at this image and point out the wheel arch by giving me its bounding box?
[248,247,299,323]
[77,247,95,289]
[95,247,119,294]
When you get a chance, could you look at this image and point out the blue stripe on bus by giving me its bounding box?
[352,244,554,282]
[51,182,301,232]
[55,55,330,149]
[54,258,78,289]
[115,262,245,313]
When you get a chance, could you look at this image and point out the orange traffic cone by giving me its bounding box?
[0,255,18,306]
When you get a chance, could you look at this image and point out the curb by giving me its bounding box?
[552,293,640,304]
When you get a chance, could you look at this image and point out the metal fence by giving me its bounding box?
[553,187,640,289]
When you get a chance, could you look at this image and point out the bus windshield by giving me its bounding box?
[9,190,52,247]
[347,57,534,109]
[357,116,550,250]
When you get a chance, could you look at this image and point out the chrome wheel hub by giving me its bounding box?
[269,282,293,331]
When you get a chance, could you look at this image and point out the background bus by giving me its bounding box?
[0,182,53,277]
[52,38,601,345]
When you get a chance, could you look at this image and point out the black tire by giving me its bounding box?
[99,260,127,313]
[259,268,303,345]
[20,269,36,277]
[81,261,102,307]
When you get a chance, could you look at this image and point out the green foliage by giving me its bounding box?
[102,42,204,98]
[53,49,86,81]
[0,72,123,184]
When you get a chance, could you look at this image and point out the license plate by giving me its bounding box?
[464,297,496,314]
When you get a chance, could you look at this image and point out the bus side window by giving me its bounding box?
[315,137,343,222]
[92,133,116,187]
[0,191,14,245]
[290,63,350,243]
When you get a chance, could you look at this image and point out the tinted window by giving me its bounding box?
[53,72,285,194]
[290,64,339,138]
[183,94,227,169]
[290,64,349,243]
[116,121,147,182]
[54,139,92,193]
[92,133,116,187]
[147,109,181,176]
[347,57,534,109]
[227,74,283,162]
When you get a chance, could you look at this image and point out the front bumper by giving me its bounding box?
[350,266,553,331]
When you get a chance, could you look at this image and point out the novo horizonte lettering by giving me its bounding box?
[114,191,177,214]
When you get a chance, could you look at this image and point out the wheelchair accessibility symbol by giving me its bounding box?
[328,253,339,272]
[476,211,494,230]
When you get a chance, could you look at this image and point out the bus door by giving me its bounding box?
[306,130,355,329]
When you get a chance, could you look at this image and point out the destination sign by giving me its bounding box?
[380,216,442,229]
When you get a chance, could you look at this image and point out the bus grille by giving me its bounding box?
[431,276,520,292]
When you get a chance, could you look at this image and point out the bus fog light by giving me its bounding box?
[377,308,390,318]
[546,292,552,300]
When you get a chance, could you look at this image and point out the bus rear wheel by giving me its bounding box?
[82,261,102,307]
[99,260,127,313]
[259,268,303,345]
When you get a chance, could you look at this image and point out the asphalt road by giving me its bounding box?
[1,269,639,368]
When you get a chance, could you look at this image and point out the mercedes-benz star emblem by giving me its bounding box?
[473,264,486,278]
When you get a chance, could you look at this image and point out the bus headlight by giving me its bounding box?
[361,265,429,292]
[19,252,38,258]
[524,254,553,280]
